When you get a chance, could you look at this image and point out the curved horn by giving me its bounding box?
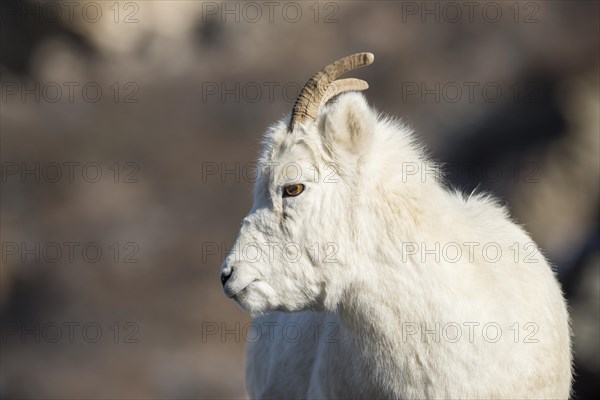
[289,52,374,130]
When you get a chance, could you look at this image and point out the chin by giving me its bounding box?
[234,282,277,316]
[235,287,317,317]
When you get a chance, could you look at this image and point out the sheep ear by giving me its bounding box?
[319,92,376,155]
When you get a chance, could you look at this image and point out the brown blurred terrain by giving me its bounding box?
[0,1,598,398]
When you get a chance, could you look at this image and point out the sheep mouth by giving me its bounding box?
[225,279,258,299]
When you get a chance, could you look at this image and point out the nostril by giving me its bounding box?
[221,269,233,287]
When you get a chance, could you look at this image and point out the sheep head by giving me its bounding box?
[221,53,387,315]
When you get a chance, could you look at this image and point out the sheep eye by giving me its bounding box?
[283,184,305,197]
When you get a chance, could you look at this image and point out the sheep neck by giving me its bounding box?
[334,267,428,393]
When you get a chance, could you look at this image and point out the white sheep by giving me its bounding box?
[220,53,572,399]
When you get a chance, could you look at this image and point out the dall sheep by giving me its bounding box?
[220,52,572,399]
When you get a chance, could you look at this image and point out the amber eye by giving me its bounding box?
[283,184,305,197]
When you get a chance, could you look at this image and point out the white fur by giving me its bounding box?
[221,93,572,399]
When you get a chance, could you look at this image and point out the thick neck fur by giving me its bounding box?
[335,122,454,397]
[336,211,452,398]
[338,278,433,397]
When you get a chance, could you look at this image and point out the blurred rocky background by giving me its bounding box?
[0,0,598,398]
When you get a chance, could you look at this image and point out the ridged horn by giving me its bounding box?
[289,52,374,130]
